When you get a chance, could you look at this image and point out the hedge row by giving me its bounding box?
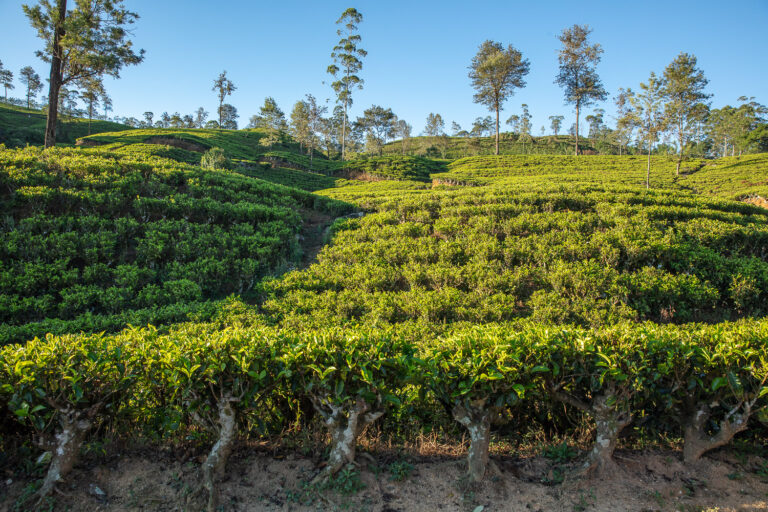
[1,320,766,507]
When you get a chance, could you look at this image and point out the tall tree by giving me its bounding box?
[0,60,14,99]
[78,76,104,134]
[505,114,520,133]
[24,0,144,147]
[327,7,366,161]
[159,111,170,128]
[585,108,604,144]
[169,112,184,128]
[424,112,445,152]
[395,119,412,155]
[450,121,462,136]
[614,88,636,156]
[662,52,711,175]
[19,66,43,109]
[249,97,288,132]
[212,71,236,127]
[555,24,607,156]
[629,72,667,188]
[101,91,111,120]
[290,99,311,153]
[58,85,78,117]
[142,111,153,127]
[519,104,532,153]
[194,107,208,129]
[549,115,564,135]
[219,104,238,130]
[305,94,327,163]
[357,105,396,155]
[468,40,530,155]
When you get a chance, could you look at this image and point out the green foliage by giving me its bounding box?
[387,460,414,481]
[0,145,351,344]
[200,147,229,170]
[269,179,768,328]
[0,103,129,147]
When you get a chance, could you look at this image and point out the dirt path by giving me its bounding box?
[298,210,364,269]
[3,447,766,511]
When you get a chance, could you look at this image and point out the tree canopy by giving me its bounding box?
[469,40,530,155]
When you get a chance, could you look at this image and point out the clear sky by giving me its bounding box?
[1,0,766,135]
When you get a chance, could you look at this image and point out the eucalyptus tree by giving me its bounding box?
[708,97,768,156]
[290,99,311,153]
[505,114,520,133]
[395,119,412,155]
[549,115,564,135]
[194,107,208,129]
[159,111,171,128]
[23,0,144,147]
[519,104,532,153]
[19,66,43,109]
[78,77,104,133]
[212,71,236,127]
[249,97,288,132]
[468,40,530,155]
[219,104,238,130]
[357,105,396,155]
[555,24,607,155]
[450,121,462,136]
[614,88,637,155]
[424,113,444,137]
[291,94,327,162]
[629,72,668,188]
[142,111,153,127]
[585,108,604,145]
[101,92,111,120]
[327,8,366,161]
[662,52,711,174]
[0,60,14,99]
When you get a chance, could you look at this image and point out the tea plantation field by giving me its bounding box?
[1,132,767,508]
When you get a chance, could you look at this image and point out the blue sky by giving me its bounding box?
[1,0,766,135]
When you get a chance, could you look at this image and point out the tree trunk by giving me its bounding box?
[574,102,580,156]
[311,396,383,480]
[341,101,347,162]
[38,409,90,500]
[200,399,237,512]
[44,0,67,148]
[646,142,651,189]
[582,394,631,477]
[452,403,491,483]
[676,131,683,176]
[495,106,499,156]
[683,404,751,464]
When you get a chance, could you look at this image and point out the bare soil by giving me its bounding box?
[2,446,766,511]
[743,196,768,210]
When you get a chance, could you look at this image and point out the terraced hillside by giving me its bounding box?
[0,145,351,344]
[1,129,767,511]
[0,103,130,146]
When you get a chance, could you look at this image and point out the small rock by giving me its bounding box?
[89,483,106,497]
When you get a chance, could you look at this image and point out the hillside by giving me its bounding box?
[0,145,351,344]
[1,128,768,511]
[0,102,130,146]
[432,153,768,200]
[382,133,622,158]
